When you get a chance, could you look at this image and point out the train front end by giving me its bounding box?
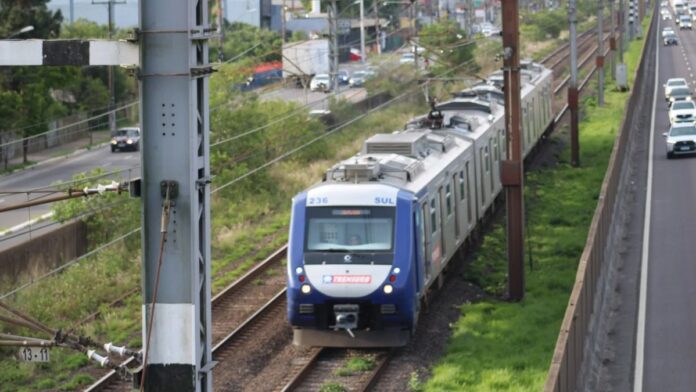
[287,184,416,347]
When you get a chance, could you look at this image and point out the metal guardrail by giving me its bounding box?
[544,11,656,392]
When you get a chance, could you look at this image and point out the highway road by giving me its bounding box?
[0,145,140,251]
[635,11,696,391]
[0,65,370,252]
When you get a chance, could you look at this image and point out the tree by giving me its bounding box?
[215,22,282,63]
[0,0,64,163]
[418,20,477,73]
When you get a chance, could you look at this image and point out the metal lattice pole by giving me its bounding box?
[139,0,213,390]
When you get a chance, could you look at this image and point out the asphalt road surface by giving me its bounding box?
[0,145,140,251]
[637,12,696,391]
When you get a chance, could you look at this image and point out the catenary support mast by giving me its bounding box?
[139,0,214,390]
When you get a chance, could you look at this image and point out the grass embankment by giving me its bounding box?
[417,19,649,392]
[0,97,423,391]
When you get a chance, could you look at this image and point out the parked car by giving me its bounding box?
[310,74,331,92]
[664,122,696,158]
[110,127,140,152]
[667,86,693,105]
[668,100,696,124]
[665,78,688,100]
[664,32,679,45]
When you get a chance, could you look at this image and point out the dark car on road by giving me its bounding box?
[110,127,141,152]
[664,32,679,46]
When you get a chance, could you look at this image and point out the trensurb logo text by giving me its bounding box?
[322,275,372,284]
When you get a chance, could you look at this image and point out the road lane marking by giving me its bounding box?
[634,13,660,392]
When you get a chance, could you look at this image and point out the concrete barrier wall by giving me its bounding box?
[0,220,88,282]
[544,10,657,392]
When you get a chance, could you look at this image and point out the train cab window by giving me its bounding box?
[304,207,395,253]
[445,184,452,216]
[430,199,437,234]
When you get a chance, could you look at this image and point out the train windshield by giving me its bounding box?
[304,207,395,252]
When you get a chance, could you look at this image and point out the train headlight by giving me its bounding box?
[111,139,117,145]
[383,284,393,294]
[126,139,133,144]
[301,284,312,294]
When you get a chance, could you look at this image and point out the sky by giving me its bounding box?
[49,0,140,28]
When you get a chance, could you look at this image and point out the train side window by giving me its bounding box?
[493,139,499,162]
[430,199,437,234]
[459,171,465,201]
[420,204,431,280]
[445,184,452,216]
[451,174,460,237]
[485,146,490,172]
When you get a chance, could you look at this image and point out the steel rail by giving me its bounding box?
[84,245,288,391]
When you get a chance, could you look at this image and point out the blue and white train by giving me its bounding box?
[287,61,554,347]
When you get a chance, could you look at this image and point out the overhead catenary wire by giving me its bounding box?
[212,48,485,194]
[213,39,499,173]
[0,228,140,300]
[0,102,139,150]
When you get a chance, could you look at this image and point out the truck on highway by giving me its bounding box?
[282,39,330,86]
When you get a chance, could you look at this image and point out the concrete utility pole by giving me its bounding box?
[501,0,525,300]
[70,0,75,23]
[92,0,125,134]
[411,0,418,70]
[618,0,624,63]
[597,0,605,106]
[374,0,381,54]
[569,0,580,167]
[359,0,366,63]
[139,0,213,389]
[217,0,225,61]
[610,0,616,80]
[281,0,287,43]
[328,0,339,93]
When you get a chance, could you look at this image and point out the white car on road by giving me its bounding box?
[668,100,696,124]
[664,122,696,158]
[310,74,331,92]
[662,27,675,37]
[665,77,689,100]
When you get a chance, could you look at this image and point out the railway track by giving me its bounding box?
[85,246,289,391]
[84,27,619,392]
[278,348,392,392]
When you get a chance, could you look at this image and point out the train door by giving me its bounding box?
[438,186,448,260]
[479,146,486,211]
[465,161,474,229]
[488,138,495,193]
[419,202,433,286]
[452,173,461,243]
[428,198,442,274]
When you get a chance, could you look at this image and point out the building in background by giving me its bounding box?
[227,0,273,29]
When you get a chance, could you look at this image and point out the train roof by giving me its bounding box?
[309,61,551,197]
